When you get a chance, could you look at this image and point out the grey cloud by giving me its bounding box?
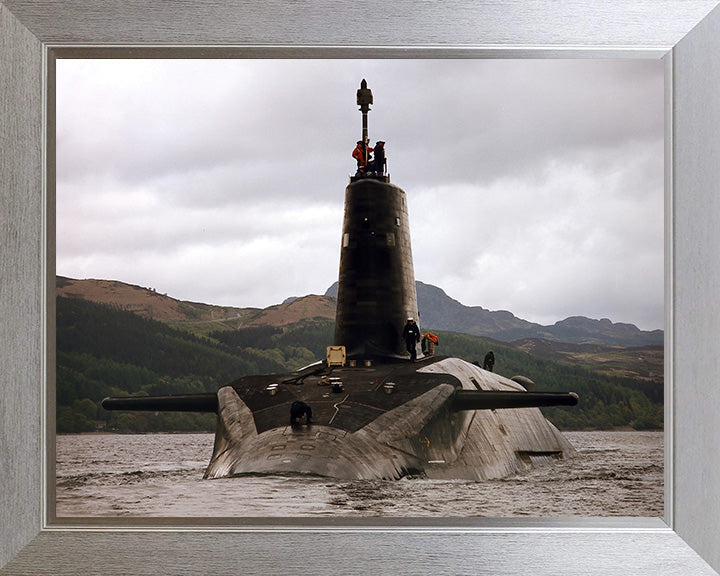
[56,58,664,329]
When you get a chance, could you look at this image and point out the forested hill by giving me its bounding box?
[56,296,663,434]
[56,296,325,433]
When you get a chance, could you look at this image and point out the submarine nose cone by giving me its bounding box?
[334,177,419,358]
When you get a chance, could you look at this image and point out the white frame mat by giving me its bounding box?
[2,1,720,574]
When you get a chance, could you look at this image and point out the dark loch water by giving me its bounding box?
[55,430,663,518]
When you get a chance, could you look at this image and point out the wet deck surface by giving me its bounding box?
[228,355,459,434]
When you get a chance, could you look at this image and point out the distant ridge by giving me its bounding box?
[56,276,662,347]
[326,280,663,347]
[56,276,335,329]
[56,276,254,323]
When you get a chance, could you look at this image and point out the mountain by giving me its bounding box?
[241,295,336,327]
[57,276,662,347]
[56,276,253,323]
[325,280,663,347]
[56,276,335,335]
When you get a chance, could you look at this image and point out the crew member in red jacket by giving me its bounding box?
[352,140,373,174]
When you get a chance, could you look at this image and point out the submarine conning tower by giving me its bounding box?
[333,80,420,360]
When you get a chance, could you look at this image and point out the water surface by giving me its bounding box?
[55,430,663,518]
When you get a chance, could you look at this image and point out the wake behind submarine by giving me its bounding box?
[102,80,578,481]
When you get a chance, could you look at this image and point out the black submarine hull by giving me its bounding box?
[102,175,579,481]
[101,356,578,480]
[202,355,576,480]
[102,81,578,481]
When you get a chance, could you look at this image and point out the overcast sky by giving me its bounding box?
[56,59,664,330]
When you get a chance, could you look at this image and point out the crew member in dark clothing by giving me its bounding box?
[483,351,495,372]
[402,317,421,362]
[290,400,312,426]
[371,140,386,174]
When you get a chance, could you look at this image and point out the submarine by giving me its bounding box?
[102,80,578,481]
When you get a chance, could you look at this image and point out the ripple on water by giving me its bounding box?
[55,430,663,518]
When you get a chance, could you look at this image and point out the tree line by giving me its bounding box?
[56,297,662,433]
[433,331,663,430]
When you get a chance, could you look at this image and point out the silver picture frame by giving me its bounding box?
[2,1,720,574]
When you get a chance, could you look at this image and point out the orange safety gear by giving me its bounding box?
[352,143,373,167]
[423,332,439,344]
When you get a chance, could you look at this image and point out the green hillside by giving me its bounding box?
[56,297,318,433]
[432,331,663,430]
[56,296,662,433]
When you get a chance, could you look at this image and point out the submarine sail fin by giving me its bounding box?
[101,393,218,413]
[452,390,579,411]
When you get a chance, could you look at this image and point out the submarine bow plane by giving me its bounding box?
[102,80,578,481]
